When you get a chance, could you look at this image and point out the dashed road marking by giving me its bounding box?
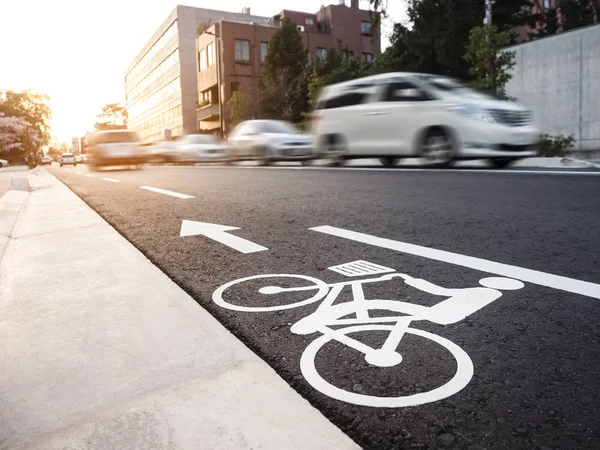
[139,186,194,199]
[85,174,95,178]
[102,177,121,183]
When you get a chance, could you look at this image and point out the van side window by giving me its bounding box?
[382,81,434,102]
[323,92,368,109]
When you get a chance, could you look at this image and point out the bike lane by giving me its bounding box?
[51,166,600,450]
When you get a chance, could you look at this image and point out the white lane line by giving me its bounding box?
[140,186,194,199]
[102,177,121,183]
[310,225,600,300]
[85,174,95,178]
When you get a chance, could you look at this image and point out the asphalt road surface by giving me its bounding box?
[50,163,600,450]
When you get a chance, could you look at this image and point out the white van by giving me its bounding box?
[310,72,540,168]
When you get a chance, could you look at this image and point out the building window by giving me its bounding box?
[231,82,240,93]
[305,18,314,25]
[316,47,327,59]
[235,40,250,62]
[207,42,215,67]
[362,53,374,63]
[199,48,207,71]
[297,25,305,32]
[544,0,550,7]
[261,42,269,63]
[361,21,372,35]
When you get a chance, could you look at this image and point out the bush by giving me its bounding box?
[538,134,575,157]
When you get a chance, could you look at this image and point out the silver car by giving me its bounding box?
[228,120,315,165]
[169,134,228,163]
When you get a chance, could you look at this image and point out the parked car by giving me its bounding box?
[41,156,52,165]
[228,120,315,165]
[167,134,228,163]
[310,72,540,168]
[0,159,8,168]
[87,130,149,170]
[59,153,77,167]
[75,155,82,164]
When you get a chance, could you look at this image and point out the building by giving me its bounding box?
[125,5,269,142]
[196,0,381,135]
[512,0,598,42]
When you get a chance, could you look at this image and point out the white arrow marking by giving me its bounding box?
[180,220,268,254]
[310,225,600,300]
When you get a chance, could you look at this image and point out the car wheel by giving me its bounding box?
[420,128,454,167]
[301,159,312,166]
[322,134,346,167]
[379,157,401,168]
[489,158,516,169]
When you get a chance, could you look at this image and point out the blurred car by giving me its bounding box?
[168,134,228,163]
[41,156,52,165]
[87,130,149,170]
[147,140,181,163]
[75,155,82,164]
[228,120,314,165]
[311,72,539,168]
[59,153,77,167]
[0,159,8,168]
[79,154,88,164]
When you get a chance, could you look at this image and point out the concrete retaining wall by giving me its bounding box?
[505,24,600,156]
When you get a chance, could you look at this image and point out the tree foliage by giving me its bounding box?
[96,103,128,129]
[464,25,516,95]
[0,90,51,167]
[559,0,596,31]
[308,43,370,106]
[259,19,309,123]
[228,91,253,128]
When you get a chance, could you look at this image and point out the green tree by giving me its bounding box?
[227,91,253,128]
[259,18,309,122]
[529,7,560,39]
[464,25,516,95]
[308,43,369,106]
[0,90,51,167]
[559,0,596,31]
[96,103,128,129]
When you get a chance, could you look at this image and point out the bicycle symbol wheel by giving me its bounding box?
[213,274,329,312]
[301,324,474,408]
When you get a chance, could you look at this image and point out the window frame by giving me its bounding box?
[199,48,207,71]
[207,42,215,67]
[260,41,269,63]
[234,39,250,62]
[361,21,373,35]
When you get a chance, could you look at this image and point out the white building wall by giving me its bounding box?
[505,24,600,155]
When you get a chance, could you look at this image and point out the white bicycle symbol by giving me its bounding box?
[212,260,525,408]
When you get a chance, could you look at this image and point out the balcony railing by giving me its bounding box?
[197,103,220,121]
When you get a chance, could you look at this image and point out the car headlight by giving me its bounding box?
[446,104,497,123]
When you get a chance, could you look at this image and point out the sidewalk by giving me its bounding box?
[0,168,357,450]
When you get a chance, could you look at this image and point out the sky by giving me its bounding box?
[0,0,406,143]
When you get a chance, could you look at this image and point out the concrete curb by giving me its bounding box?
[0,168,358,450]
[0,180,30,263]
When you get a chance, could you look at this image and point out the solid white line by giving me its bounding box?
[310,225,600,300]
[102,177,121,183]
[139,186,194,199]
